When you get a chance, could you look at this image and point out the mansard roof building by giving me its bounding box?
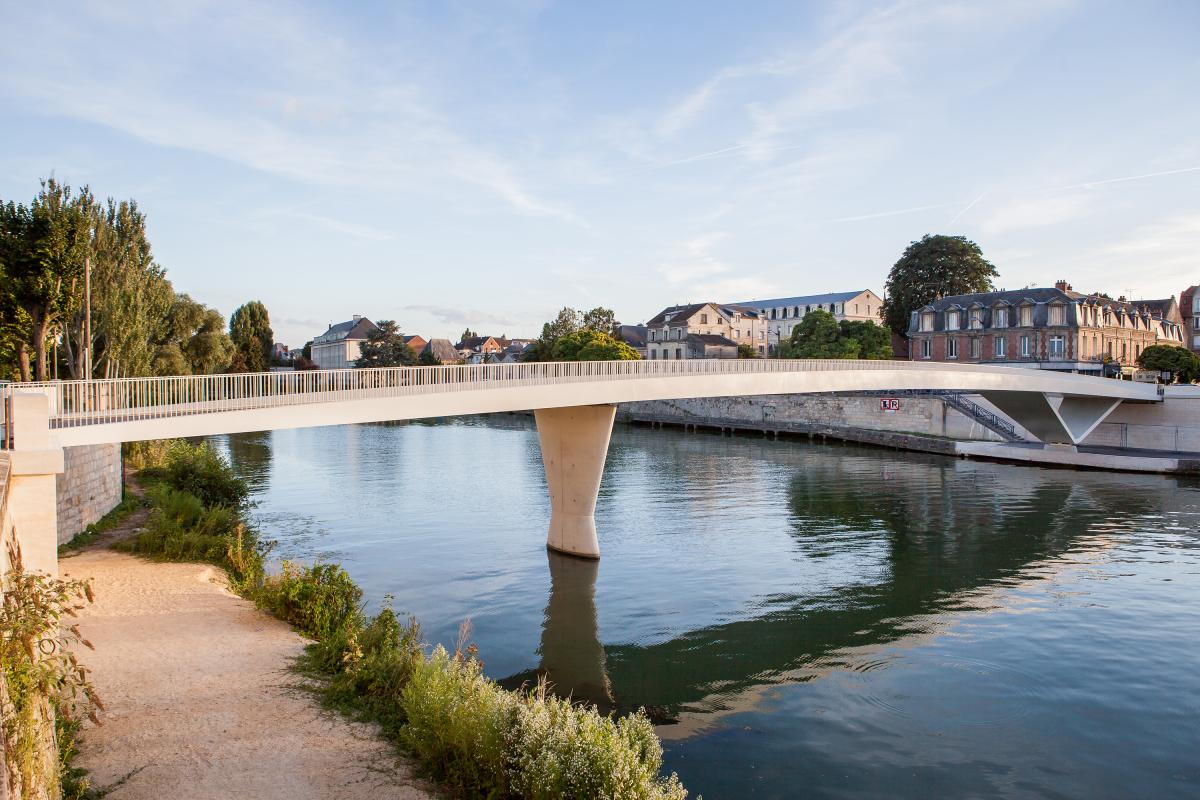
[906,280,1184,375]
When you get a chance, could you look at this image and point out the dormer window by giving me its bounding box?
[969,309,983,329]
[946,310,960,330]
[920,312,935,332]
[1019,305,1033,327]
[994,307,1008,328]
[1048,304,1065,326]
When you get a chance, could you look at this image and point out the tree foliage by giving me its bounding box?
[737,344,758,359]
[229,300,273,373]
[1137,344,1200,383]
[356,320,418,368]
[880,234,999,338]
[776,310,893,360]
[151,294,234,375]
[550,329,640,361]
[523,306,620,361]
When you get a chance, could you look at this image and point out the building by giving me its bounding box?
[731,290,884,349]
[271,342,291,362]
[455,335,503,363]
[1181,286,1200,355]
[311,316,378,369]
[685,333,739,359]
[614,324,648,358]
[645,303,768,359]
[403,335,428,356]
[906,281,1185,374]
[421,338,460,364]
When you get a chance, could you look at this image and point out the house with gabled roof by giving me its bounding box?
[645,302,768,359]
[311,315,378,369]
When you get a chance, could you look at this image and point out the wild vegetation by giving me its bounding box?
[119,440,689,798]
[1,542,101,800]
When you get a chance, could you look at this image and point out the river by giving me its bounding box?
[212,415,1200,799]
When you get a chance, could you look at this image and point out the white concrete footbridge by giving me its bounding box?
[0,360,1159,572]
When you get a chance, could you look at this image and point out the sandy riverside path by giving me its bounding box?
[59,546,438,800]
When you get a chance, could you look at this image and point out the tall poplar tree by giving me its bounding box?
[229,300,274,373]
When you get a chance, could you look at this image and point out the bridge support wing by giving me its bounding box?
[534,404,616,559]
[979,392,1123,446]
[3,392,64,577]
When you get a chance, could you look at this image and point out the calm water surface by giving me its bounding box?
[213,417,1200,799]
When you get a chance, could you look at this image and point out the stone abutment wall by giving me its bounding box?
[55,443,122,545]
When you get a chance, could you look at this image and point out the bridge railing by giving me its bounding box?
[0,358,1064,438]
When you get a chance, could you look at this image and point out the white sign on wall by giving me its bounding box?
[880,397,900,412]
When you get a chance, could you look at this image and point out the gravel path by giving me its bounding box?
[60,545,436,799]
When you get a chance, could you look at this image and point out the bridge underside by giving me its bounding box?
[980,392,1123,445]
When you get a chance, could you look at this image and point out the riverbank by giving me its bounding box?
[60,544,435,799]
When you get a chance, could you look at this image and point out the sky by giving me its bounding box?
[1,0,1198,347]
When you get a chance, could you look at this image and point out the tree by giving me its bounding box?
[418,348,441,366]
[737,344,758,359]
[1138,345,1200,383]
[301,340,313,360]
[839,320,893,359]
[151,294,234,375]
[356,320,418,368]
[0,179,93,380]
[229,301,273,373]
[550,329,640,361]
[880,234,999,340]
[778,309,858,358]
[581,307,616,333]
[460,327,477,343]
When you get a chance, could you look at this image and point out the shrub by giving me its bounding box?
[150,440,249,509]
[123,439,172,471]
[118,485,263,590]
[255,561,363,642]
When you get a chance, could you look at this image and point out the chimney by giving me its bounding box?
[352,314,362,321]
[1117,296,1127,303]
[1054,279,1071,292]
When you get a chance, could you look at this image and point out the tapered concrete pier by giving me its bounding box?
[534,404,616,559]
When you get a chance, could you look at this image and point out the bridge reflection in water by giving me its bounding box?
[502,442,1170,732]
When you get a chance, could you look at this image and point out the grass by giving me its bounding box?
[114,440,693,799]
[59,494,142,554]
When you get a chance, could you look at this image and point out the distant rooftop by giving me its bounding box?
[732,290,872,307]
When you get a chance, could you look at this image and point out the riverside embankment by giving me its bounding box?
[60,538,435,798]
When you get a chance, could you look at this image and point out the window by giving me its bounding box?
[947,338,959,359]
[867,305,871,316]
[675,348,682,359]
[1019,305,1033,326]
[920,312,935,332]
[946,310,960,330]
[970,338,981,358]
[700,314,708,324]
[1193,334,1200,348]
[995,336,1007,358]
[1048,304,1065,326]
[994,307,1008,328]
[1049,335,1065,357]
[650,349,657,359]
[969,309,983,329]
[854,304,859,314]
[921,339,932,359]
[1194,295,1200,314]
[1020,335,1032,357]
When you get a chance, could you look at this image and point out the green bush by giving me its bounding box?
[118,484,263,590]
[255,561,363,642]
[123,439,172,471]
[147,440,250,509]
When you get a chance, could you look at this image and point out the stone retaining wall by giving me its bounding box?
[619,395,1007,442]
[56,443,122,545]
[1082,388,1200,452]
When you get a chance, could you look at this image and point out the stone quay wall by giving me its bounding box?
[56,443,123,545]
[618,394,1007,443]
[1082,386,1200,453]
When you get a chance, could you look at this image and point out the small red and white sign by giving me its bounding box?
[880,398,900,412]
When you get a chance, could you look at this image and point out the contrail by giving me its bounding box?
[1051,165,1200,191]
[947,192,987,226]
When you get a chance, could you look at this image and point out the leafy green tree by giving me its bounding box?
[839,320,893,359]
[737,344,758,359]
[880,234,999,341]
[550,329,640,361]
[581,307,616,333]
[418,348,441,366]
[0,179,93,380]
[460,327,477,342]
[356,320,418,368]
[778,309,859,358]
[301,340,312,360]
[229,300,273,373]
[152,294,234,375]
[1137,344,1200,383]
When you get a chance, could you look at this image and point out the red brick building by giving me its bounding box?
[1181,285,1200,355]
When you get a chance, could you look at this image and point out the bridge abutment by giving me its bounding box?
[3,392,64,577]
[535,404,616,559]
